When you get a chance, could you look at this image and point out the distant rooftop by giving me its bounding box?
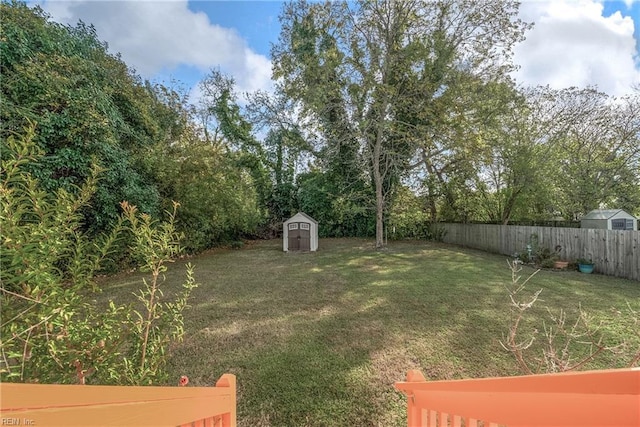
[581,209,634,220]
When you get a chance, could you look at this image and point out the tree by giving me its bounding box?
[246,89,312,225]
[411,78,520,223]
[143,107,264,252]
[296,169,375,237]
[196,69,272,209]
[0,2,183,233]
[473,86,557,224]
[273,0,530,247]
[549,88,640,219]
[387,185,430,239]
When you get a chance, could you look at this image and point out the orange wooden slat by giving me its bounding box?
[215,374,236,427]
[428,409,437,427]
[1,395,232,426]
[439,412,448,427]
[412,389,639,427]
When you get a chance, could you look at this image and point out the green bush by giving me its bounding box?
[425,223,447,242]
[230,240,245,249]
[0,128,197,385]
[143,138,264,252]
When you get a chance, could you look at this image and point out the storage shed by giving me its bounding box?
[283,212,318,252]
[580,209,637,230]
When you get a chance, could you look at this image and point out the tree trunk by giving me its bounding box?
[423,159,438,222]
[373,128,385,249]
[375,179,384,248]
[275,139,283,187]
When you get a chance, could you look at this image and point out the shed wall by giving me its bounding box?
[610,212,638,230]
[581,210,638,230]
[580,219,608,230]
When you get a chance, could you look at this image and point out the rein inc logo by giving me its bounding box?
[1,419,35,426]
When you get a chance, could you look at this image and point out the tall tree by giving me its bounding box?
[0,2,180,232]
[411,78,519,222]
[246,89,312,223]
[197,69,272,213]
[549,88,640,219]
[474,86,557,224]
[273,0,530,247]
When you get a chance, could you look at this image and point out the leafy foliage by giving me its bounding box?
[0,2,174,233]
[143,127,264,252]
[387,186,430,240]
[420,86,640,223]
[119,201,198,384]
[1,2,266,253]
[273,0,531,246]
[297,170,374,237]
[0,129,196,385]
[550,88,640,219]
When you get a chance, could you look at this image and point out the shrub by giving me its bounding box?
[502,261,640,373]
[0,127,197,385]
[230,240,244,249]
[425,222,447,242]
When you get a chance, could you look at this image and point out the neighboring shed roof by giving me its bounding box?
[581,209,636,220]
[284,212,318,225]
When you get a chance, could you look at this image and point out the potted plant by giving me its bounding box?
[552,245,569,269]
[576,258,595,274]
[554,259,569,269]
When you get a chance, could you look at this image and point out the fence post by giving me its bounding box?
[215,374,237,427]
[405,370,426,427]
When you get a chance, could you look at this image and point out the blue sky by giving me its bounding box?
[603,0,640,32]
[34,1,640,99]
[603,0,640,65]
[188,1,281,57]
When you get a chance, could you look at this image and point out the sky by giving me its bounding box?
[31,0,640,101]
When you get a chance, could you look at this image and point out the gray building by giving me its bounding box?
[580,209,637,230]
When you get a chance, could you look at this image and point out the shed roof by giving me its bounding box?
[581,209,636,220]
[284,212,318,225]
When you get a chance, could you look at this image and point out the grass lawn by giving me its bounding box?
[97,238,640,426]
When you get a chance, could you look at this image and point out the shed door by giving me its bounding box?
[299,222,311,251]
[288,222,310,251]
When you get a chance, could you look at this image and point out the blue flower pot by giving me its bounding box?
[578,264,594,274]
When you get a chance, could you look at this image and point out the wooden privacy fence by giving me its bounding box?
[395,368,640,427]
[441,223,640,281]
[0,374,236,427]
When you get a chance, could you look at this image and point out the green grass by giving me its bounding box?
[97,238,640,426]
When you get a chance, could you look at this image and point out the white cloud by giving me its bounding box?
[35,0,273,95]
[513,0,640,96]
